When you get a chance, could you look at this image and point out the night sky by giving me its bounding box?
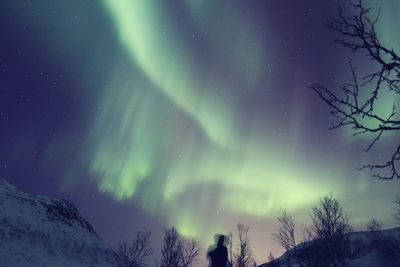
[1,0,399,264]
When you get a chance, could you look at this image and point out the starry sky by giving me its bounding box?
[1,0,399,264]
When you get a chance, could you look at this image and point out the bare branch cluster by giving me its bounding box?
[365,216,400,264]
[234,224,254,267]
[307,194,353,241]
[273,210,296,251]
[366,218,383,233]
[160,227,200,267]
[118,231,153,267]
[302,195,353,267]
[180,240,201,267]
[271,194,400,266]
[310,0,400,179]
[394,195,400,226]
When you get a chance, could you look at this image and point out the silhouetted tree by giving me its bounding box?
[366,218,400,266]
[273,210,296,251]
[161,228,182,267]
[234,224,254,267]
[273,210,297,266]
[365,218,384,251]
[118,231,153,267]
[302,194,352,267]
[366,218,383,233]
[394,195,400,226]
[229,232,233,266]
[308,195,352,240]
[160,227,200,267]
[180,240,200,267]
[310,0,400,180]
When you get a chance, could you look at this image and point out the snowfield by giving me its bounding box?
[0,179,120,267]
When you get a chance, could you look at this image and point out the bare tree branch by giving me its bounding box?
[310,0,400,179]
[366,218,382,233]
[160,227,200,267]
[307,194,352,241]
[118,231,153,267]
[234,224,254,267]
[302,194,352,266]
[180,240,200,267]
[393,195,400,226]
[161,228,183,267]
[273,210,296,251]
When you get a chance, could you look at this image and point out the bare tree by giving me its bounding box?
[394,195,400,226]
[366,217,400,266]
[366,218,383,232]
[234,224,254,267]
[366,218,384,243]
[302,225,314,243]
[310,0,400,180]
[180,240,200,267]
[302,194,352,267]
[118,231,153,267]
[308,194,352,240]
[160,227,200,267]
[229,232,233,266]
[161,228,182,267]
[273,210,296,251]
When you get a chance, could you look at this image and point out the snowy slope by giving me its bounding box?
[260,227,400,267]
[0,179,120,267]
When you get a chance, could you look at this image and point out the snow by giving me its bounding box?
[260,227,400,267]
[0,179,120,267]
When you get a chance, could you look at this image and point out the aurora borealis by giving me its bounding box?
[1,0,399,263]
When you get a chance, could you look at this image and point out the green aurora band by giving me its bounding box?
[2,0,400,261]
[92,0,343,240]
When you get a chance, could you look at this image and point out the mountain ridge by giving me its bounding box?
[0,179,120,267]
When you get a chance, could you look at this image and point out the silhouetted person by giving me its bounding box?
[207,234,229,267]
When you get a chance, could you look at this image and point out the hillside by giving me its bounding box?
[260,227,400,267]
[0,179,120,267]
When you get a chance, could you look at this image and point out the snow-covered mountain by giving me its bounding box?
[0,179,120,267]
[260,227,400,267]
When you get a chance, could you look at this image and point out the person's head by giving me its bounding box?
[217,235,225,247]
